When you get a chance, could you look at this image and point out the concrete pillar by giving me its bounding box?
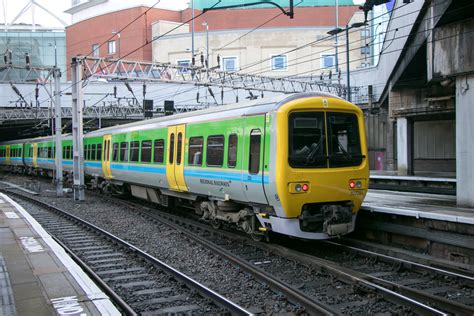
[397,117,410,175]
[456,74,474,207]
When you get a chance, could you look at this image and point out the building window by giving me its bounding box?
[177,59,191,74]
[222,57,238,72]
[271,55,287,71]
[92,44,99,57]
[321,54,336,68]
[361,45,371,55]
[108,40,116,55]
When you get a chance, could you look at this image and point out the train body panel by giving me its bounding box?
[0,93,369,240]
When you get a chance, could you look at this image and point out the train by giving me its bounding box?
[0,92,369,240]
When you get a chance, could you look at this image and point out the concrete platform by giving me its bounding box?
[0,193,121,316]
[363,190,474,225]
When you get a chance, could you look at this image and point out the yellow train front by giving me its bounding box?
[257,93,369,239]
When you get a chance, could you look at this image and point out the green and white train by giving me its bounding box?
[0,92,369,240]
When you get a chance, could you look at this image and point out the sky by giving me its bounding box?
[0,0,189,28]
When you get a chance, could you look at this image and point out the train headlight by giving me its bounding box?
[289,182,310,194]
[295,184,302,192]
[349,179,365,190]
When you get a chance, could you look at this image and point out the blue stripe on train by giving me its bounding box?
[111,164,166,174]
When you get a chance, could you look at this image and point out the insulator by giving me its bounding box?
[196,91,200,103]
[113,86,117,98]
[217,54,221,67]
[25,53,30,69]
[200,53,204,65]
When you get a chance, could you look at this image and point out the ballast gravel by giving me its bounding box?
[0,174,300,315]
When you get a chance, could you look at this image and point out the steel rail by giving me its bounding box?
[2,189,252,316]
[117,198,450,316]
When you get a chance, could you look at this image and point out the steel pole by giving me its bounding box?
[345,26,351,102]
[71,57,85,201]
[53,67,63,197]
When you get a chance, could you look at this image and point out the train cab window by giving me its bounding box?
[327,113,362,167]
[228,134,238,168]
[188,137,203,166]
[169,134,175,164]
[176,133,183,165]
[91,144,97,161]
[130,141,139,162]
[141,140,152,163]
[97,144,102,161]
[154,139,164,164]
[288,112,327,168]
[112,143,119,162]
[119,142,129,162]
[249,129,261,174]
[206,135,224,167]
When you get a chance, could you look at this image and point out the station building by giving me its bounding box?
[65,0,368,77]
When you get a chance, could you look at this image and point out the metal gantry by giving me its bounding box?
[0,62,64,197]
[79,56,352,97]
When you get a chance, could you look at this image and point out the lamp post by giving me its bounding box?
[202,21,209,69]
[327,22,366,102]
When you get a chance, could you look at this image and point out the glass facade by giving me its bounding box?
[0,29,66,82]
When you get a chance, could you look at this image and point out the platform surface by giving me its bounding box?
[0,193,120,316]
[363,190,474,224]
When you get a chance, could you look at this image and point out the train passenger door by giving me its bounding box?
[102,135,113,179]
[32,143,38,167]
[166,125,188,192]
[241,116,269,204]
[5,145,10,164]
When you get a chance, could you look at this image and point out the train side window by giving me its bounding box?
[112,143,119,162]
[68,146,72,159]
[91,144,97,161]
[188,137,203,166]
[48,146,52,159]
[169,134,175,164]
[228,134,238,168]
[176,133,183,165]
[63,147,66,159]
[130,141,139,162]
[249,129,261,174]
[206,135,224,167]
[154,139,164,164]
[19,148,22,157]
[119,142,128,162]
[141,140,152,163]
[84,145,88,160]
[97,144,102,161]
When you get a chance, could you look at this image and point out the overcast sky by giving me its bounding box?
[1,0,189,28]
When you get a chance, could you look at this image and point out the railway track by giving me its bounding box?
[2,189,250,315]
[112,196,474,315]
[4,181,473,315]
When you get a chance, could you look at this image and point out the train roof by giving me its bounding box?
[0,92,343,144]
[86,92,342,137]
